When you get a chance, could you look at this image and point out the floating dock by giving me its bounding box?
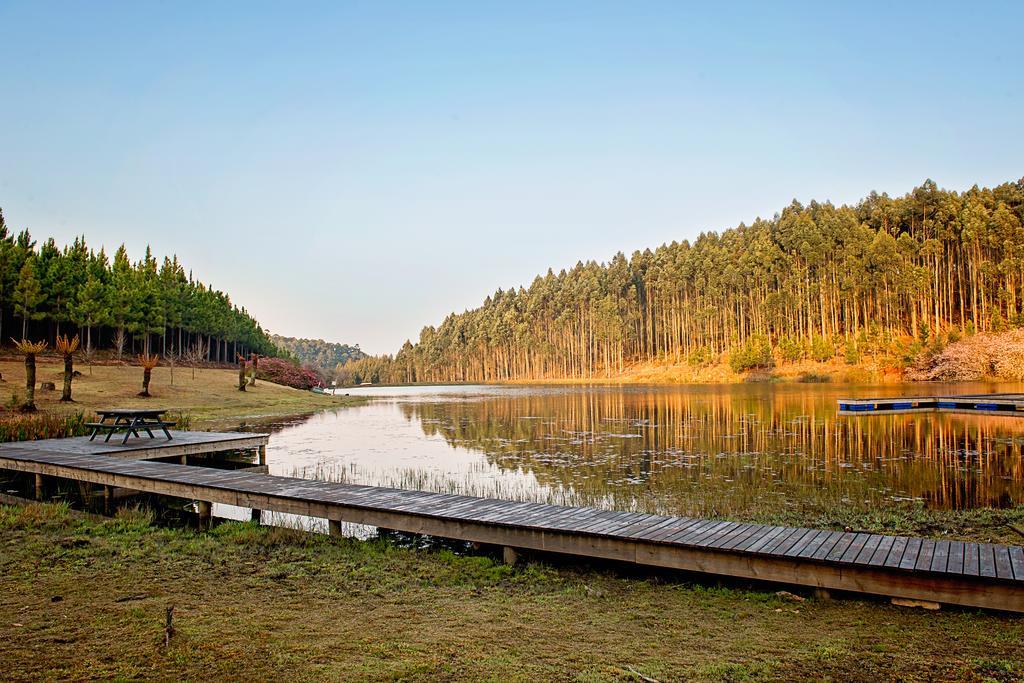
[838,393,1024,416]
[1,444,1022,612]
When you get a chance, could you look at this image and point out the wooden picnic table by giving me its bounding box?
[87,409,175,445]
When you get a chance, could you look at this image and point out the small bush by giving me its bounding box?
[809,335,834,362]
[777,336,803,363]
[843,338,860,365]
[687,347,712,367]
[729,335,773,373]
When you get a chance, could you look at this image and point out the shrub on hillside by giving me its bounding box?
[255,357,324,390]
[809,335,834,363]
[777,336,803,363]
[687,346,712,367]
[728,335,773,373]
[906,329,1024,381]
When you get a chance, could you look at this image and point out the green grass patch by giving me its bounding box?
[2,502,1024,681]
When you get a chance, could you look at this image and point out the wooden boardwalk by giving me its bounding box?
[0,431,268,462]
[1,448,1022,612]
[839,393,1024,416]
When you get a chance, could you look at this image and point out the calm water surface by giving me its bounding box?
[256,383,1024,518]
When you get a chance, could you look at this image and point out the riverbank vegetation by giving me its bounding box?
[1,502,1021,682]
[341,179,1024,385]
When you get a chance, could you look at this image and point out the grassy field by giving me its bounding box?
[0,358,361,428]
[1,503,1022,682]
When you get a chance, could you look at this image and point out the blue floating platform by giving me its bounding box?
[838,394,1024,416]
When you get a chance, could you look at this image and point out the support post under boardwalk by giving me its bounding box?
[328,519,343,537]
[250,508,261,523]
[197,500,212,531]
[103,485,113,515]
[258,445,266,466]
[34,473,43,501]
[502,546,520,565]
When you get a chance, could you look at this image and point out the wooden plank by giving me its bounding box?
[1009,546,1024,581]
[929,540,950,573]
[979,544,997,579]
[963,543,981,576]
[946,541,965,574]
[914,540,937,572]
[898,537,922,570]
[994,546,1015,581]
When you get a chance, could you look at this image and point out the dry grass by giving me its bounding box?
[2,503,1023,682]
[0,358,361,429]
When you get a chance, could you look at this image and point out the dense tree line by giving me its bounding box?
[271,335,364,375]
[343,179,1024,383]
[0,209,278,361]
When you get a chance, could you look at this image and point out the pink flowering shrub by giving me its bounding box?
[907,330,1024,381]
[255,357,324,390]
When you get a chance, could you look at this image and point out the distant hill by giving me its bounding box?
[270,335,365,373]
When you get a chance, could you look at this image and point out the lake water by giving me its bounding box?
[251,383,1024,521]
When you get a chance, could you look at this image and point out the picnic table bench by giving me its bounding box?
[87,409,176,445]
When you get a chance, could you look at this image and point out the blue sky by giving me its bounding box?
[1,1,1021,353]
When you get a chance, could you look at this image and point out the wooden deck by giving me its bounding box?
[1,448,1022,612]
[0,431,268,462]
[839,393,1024,416]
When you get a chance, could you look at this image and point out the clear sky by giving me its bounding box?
[0,1,1021,354]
